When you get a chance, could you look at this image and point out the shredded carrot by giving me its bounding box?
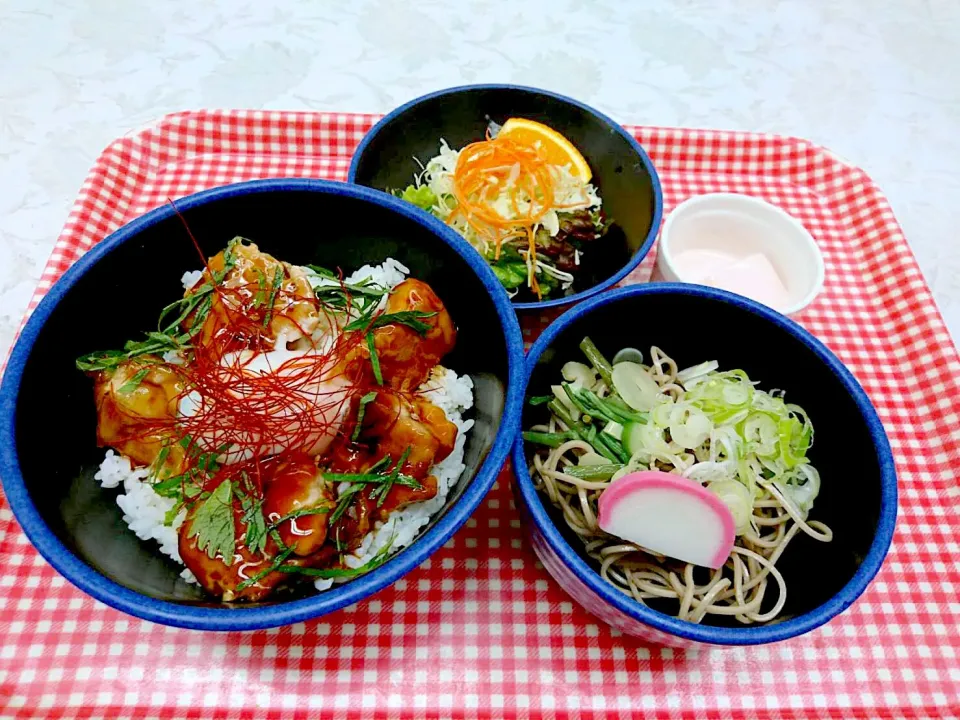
[448,135,566,298]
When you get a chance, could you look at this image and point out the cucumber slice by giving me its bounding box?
[622,421,645,457]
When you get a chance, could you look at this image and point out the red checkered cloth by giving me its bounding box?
[1,111,958,719]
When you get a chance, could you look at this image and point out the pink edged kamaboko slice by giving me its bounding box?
[597,471,736,569]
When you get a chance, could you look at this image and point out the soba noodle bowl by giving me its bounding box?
[523,339,832,625]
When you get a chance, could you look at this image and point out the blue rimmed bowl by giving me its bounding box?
[0,179,525,631]
[348,84,663,311]
[511,283,897,646]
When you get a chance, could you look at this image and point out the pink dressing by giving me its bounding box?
[671,247,791,310]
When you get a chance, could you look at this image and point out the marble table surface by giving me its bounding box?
[2,0,959,360]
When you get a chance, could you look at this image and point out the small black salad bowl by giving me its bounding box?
[348,84,663,310]
[512,284,897,646]
[0,179,524,631]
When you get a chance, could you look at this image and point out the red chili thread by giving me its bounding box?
[112,204,394,493]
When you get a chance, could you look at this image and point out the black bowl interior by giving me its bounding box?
[13,189,510,605]
[351,87,659,301]
[522,293,882,626]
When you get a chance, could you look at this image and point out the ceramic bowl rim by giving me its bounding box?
[346,83,664,310]
[510,282,897,645]
[0,178,526,631]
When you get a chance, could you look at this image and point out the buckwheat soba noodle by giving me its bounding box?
[523,338,833,625]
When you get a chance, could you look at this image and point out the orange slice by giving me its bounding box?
[497,118,592,181]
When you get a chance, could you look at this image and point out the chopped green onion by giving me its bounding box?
[345,310,437,336]
[707,479,753,535]
[276,533,395,579]
[235,545,296,593]
[117,367,150,394]
[150,445,171,481]
[668,404,712,449]
[321,472,420,490]
[151,475,185,499]
[329,486,362,525]
[374,446,413,507]
[306,264,337,278]
[352,391,378,442]
[266,504,331,532]
[367,332,383,385]
[262,266,285,328]
[75,244,240,372]
[252,268,268,309]
[611,362,661,412]
[163,501,184,527]
[612,347,644,365]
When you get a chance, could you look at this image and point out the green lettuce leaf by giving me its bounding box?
[398,185,438,211]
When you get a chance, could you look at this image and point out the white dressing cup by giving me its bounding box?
[652,193,824,315]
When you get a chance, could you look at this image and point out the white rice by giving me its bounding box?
[95,453,197,584]
[345,257,409,289]
[181,269,203,291]
[96,257,473,593]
